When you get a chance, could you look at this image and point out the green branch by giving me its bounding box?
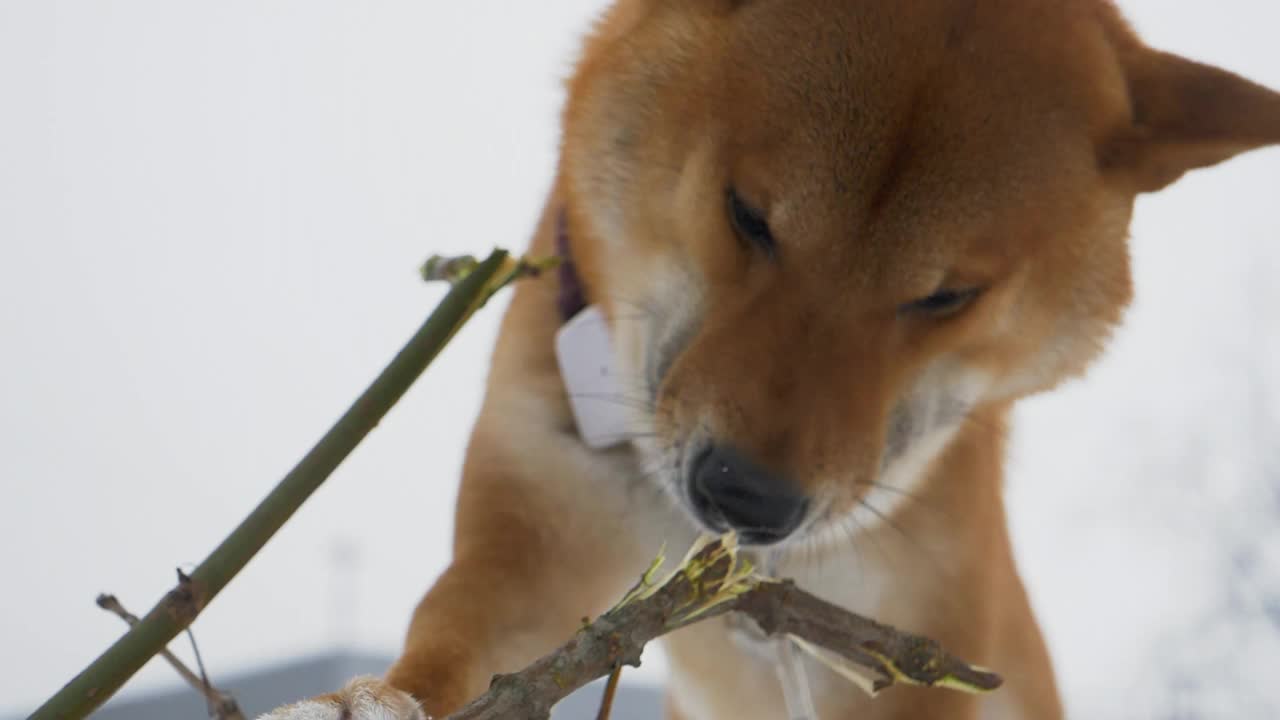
[30,249,520,720]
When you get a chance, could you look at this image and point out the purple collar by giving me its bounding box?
[555,209,588,322]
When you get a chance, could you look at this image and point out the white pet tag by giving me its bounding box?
[554,305,631,450]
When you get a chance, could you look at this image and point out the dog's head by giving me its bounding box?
[559,0,1280,545]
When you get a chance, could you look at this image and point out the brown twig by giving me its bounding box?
[593,667,622,720]
[96,593,245,720]
[444,538,1001,720]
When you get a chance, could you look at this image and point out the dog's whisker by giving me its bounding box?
[857,497,955,581]
[852,480,954,521]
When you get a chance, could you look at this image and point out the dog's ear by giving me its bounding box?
[1104,48,1280,192]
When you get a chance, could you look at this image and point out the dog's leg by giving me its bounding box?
[259,431,649,719]
[256,190,656,719]
[257,456,640,712]
[381,458,645,712]
[257,676,427,720]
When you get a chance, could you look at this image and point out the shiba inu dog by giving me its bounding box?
[260,1,1280,718]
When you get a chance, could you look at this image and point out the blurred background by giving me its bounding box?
[1,1,1277,718]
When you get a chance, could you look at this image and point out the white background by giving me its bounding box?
[2,2,1278,718]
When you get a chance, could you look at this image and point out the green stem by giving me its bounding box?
[29,249,513,720]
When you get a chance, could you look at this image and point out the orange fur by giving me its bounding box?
[260,2,1280,719]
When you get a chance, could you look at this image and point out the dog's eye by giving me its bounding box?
[727,188,776,257]
[900,287,982,317]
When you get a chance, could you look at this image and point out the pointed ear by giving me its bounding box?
[1103,48,1280,192]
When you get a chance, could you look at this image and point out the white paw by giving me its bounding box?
[257,676,427,720]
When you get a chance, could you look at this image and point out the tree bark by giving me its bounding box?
[446,538,1001,720]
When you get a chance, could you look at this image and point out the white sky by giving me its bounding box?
[1,2,1277,718]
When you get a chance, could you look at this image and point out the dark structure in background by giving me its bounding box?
[55,652,661,720]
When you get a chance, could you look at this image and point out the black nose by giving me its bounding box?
[689,445,809,545]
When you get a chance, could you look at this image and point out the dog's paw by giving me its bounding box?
[256,676,428,720]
